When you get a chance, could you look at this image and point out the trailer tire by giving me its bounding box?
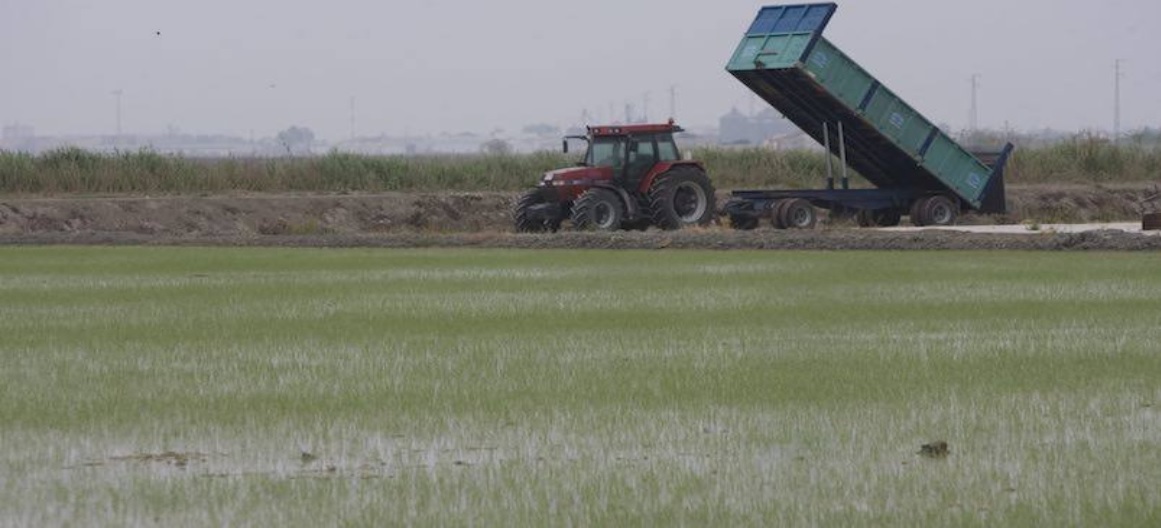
[857,208,902,227]
[921,195,958,226]
[730,214,759,230]
[514,189,561,232]
[770,199,791,229]
[571,188,624,231]
[780,198,817,229]
[1144,212,1161,231]
[725,197,759,230]
[829,205,858,224]
[909,198,929,227]
[648,166,715,230]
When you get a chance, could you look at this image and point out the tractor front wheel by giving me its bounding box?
[571,188,625,231]
[514,189,561,232]
[648,166,715,230]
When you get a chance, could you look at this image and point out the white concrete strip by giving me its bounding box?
[878,222,1161,235]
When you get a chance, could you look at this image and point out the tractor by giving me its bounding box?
[513,121,715,232]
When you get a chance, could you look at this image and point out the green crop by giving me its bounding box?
[1,247,1160,526]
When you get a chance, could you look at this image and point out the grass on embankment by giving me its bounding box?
[1,140,1158,195]
[1,247,1159,526]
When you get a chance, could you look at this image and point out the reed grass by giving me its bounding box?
[1007,136,1161,184]
[1,140,1158,195]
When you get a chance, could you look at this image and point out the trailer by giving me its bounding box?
[723,3,1014,228]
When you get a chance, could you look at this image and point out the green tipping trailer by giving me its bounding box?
[723,3,1013,229]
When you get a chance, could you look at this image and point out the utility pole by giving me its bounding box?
[112,89,123,137]
[642,92,650,123]
[968,74,980,134]
[1114,59,1123,144]
[669,85,677,120]
[349,96,356,141]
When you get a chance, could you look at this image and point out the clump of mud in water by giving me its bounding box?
[919,441,949,459]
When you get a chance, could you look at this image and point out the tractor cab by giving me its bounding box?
[565,122,685,187]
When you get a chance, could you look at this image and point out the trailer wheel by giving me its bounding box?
[725,197,759,230]
[729,214,759,230]
[922,195,958,226]
[857,208,902,227]
[780,198,817,229]
[769,199,791,229]
[829,206,858,224]
[909,198,929,227]
[648,166,715,230]
[514,189,560,232]
[571,188,624,231]
[1144,212,1161,231]
[856,209,875,227]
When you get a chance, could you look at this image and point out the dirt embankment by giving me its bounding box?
[0,193,513,237]
[0,184,1158,250]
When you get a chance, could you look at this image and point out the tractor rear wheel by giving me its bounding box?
[648,166,715,230]
[514,189,560,232]
[571,188,624,231]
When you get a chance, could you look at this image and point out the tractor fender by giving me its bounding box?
[590,182,640,220]
[638,160,707,193]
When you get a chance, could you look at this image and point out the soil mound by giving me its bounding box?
[1,185,1158,251]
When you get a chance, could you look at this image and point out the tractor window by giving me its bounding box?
[625,138,658,183]
[629,138,656,165]
[586,137,625,168]
[657,134,680,161]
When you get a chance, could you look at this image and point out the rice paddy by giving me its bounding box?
[1,247,1159,526]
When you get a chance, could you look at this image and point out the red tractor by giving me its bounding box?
[514,121,715,232]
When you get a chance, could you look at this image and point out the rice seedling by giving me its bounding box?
[0,248,1159,526]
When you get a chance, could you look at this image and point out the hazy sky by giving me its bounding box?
[3,0,1159,140]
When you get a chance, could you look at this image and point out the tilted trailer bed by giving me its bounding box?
[723,2,1013,229]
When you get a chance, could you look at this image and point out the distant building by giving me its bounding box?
[718,108,797,146]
